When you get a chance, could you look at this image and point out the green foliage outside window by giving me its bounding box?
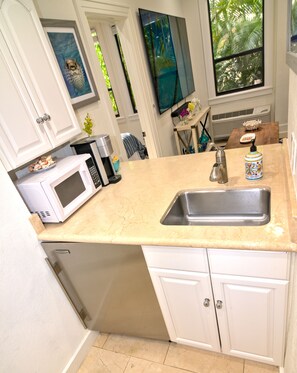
[92,30,119,116]
[208,0,264,95]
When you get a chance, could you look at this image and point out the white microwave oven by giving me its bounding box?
[16,154,102,223]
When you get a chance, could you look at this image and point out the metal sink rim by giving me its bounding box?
[160,187,271,227]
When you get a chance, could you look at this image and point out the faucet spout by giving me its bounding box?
[209,147,228,184]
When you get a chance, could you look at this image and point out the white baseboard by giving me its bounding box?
[279,366,285,373]
[63,330,98,373]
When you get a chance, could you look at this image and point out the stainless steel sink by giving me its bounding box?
[161,188,271,226]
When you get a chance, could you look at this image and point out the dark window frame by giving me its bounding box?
[207,0,265,96]
[114,32,137,114]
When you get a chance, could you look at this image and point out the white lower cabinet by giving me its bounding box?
[142,246,290,367]
[212,274,287,365]
[149,268,220,351]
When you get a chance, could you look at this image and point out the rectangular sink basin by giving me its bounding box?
[161,188,271,226]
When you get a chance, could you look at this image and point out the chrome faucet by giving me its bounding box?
[209,146,228,184]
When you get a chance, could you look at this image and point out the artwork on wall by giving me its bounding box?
[139,9,195,114]
[41,19,99,109]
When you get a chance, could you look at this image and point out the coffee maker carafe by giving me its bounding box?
[70,134,121,186]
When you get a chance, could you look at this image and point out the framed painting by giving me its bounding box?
[41,19,99,109]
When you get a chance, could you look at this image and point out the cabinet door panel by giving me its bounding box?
[149,268,220,352]
[212,274,288,366]
[0,29,51,168]
[0,0,81,148]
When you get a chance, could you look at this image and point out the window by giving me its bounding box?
[207,0,264,96]
[92,29,120,117]
[114,32,137,114]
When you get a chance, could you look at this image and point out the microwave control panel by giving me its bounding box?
[86,158,101,189]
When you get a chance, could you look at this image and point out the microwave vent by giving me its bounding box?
[35,210,51,219]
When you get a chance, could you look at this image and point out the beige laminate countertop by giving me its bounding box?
[37,141,297,252]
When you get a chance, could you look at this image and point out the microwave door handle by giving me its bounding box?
[81,170,92,188]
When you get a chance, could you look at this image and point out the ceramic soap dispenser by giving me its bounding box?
[245,139,263,180]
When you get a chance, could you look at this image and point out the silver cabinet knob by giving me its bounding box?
[42,113,51,121]
[203,298,210,307]
[216,300,223,309]
[36,116,44,124]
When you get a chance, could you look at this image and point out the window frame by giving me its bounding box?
[114,32,137,114]
[199,0,273,104]
[207,0,265,96]
[92,28,120,117]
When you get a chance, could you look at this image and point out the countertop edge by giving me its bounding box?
[37,143,297,253]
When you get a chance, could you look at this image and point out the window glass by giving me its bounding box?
[55,172,85,208]
[92,29,120,116]
[208,0,264,95]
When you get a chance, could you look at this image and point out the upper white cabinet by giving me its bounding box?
[0,0,81,170]
[142,246,290,367]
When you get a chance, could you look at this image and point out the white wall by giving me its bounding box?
[288,69,297,185]
[274,0,289,127]
[84,0,188,157]
[105,0,206,156]
[35,0,289,159]
[283,53,297,372]
[0,159,92,373]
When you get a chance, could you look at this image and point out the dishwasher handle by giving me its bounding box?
[45,257,88,328]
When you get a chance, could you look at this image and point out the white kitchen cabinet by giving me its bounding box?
[149,267,220,351]
[208,249,289,366]
[211,274,287,366]
[0,0,81,170]
[142,246,289,367]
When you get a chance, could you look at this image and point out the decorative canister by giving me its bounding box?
[245,139,263,180]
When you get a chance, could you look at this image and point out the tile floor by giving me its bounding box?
[77,334,279,373]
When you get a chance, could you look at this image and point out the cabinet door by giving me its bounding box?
[0,0,81,168]
[149,268,220,352]
[0,28,52,168]
[212,274,288,366]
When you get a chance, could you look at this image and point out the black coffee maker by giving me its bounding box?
[70,134,121,186]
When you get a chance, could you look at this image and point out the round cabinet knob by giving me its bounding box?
[216,300,223,309]
[203,298,210,307]
[42,113,51,121]
[36,117,44,124]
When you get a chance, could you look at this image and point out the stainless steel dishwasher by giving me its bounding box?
[42,242,169,341]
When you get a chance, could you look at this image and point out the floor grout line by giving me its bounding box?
[162,340,171,365]
[123,355,132,373]
[88,333,278,373]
